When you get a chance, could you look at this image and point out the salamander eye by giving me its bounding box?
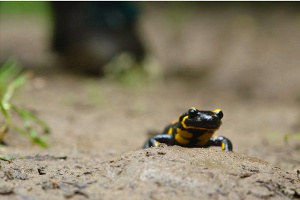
[188,108,197,118]
[213,108,223,119]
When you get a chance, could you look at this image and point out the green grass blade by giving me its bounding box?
[2,75,26,105]
[0,59,50,147]
[29,128,48,147]
[0,156,13,162]
[13,126,48,147]
[0,60,18,82]
[12,105,50,134]
[0,60,19,85]
[0,60,24,102]
[0,102,10,124]
[0,102,11,141]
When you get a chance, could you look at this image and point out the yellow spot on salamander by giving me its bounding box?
[196,132,214,146]
[155,141,160,147]
[196,138,209,147]
[176,128,193,138]
[213,108,222,114]
[175,134,190,145]
[168,128,173,135]
[221,142,225,150]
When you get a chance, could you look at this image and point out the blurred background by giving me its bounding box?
[0,2,300,171]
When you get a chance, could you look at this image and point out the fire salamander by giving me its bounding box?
[143,107,233,151]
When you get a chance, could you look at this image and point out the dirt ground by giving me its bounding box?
[0,3,300,200]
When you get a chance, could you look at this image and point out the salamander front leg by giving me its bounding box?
[209,136,233,151]
[143,134,173,148]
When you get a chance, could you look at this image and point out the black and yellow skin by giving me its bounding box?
[143,107,233,151]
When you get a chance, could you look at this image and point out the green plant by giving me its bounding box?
[0,60,50,147]
[0,156,13,162]
[284,133,300,144]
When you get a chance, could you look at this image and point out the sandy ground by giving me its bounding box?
[0,3,300,200]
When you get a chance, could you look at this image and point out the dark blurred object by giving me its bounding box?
[51,2,145,75]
